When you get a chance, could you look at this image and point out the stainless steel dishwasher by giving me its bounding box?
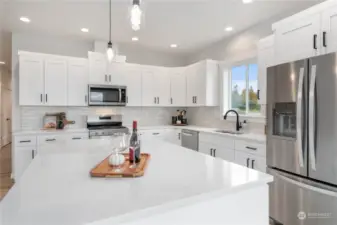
[181,129,199,151]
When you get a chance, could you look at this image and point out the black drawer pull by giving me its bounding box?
[19,140,31,143]
[323,31,327,47]
[72,137,82,140]
[313,34,317,50]
[246,146,257,151]
[46,138,56,142]
[152,133,160,135]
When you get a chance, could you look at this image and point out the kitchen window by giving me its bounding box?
[224,61,261,116]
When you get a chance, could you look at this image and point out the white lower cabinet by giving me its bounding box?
[14,146,37,180]
[199,141,235,162]
[234,151,266,173]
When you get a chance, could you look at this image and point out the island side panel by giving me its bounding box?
[116,184,269,225]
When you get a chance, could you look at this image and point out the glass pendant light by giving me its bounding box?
[130,0,142,31]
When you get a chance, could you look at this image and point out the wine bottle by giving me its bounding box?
[129,121,141,164]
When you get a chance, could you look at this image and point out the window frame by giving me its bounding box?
[222,58,264,119]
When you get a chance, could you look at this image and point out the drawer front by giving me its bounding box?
[235,139,266,156]
[38,135,66,145]
[14,135,37,147]
[67,133,89,141]
[199,133,235,150]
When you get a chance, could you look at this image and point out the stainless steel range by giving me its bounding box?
[87,115,129,139]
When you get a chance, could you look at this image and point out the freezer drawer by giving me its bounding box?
[268,168,337,225]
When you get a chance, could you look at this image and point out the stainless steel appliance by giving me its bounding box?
[267,52,337,225]
[87,115,129,139]
[88,85,127,106]
[181,129,199,151]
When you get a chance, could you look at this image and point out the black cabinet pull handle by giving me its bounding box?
[178,133,181,140]
[246,158,250,167]
[20,140,31,143]
[323,31,327,47]
[46,94,48,103]
[152,133,160,135]
[252,160,255,169]
[46,138,56,142]
[257,90,260,100]
[313,34,317,50]
[213,149,216,157]
[72,137,82,140]
[246,146,257,151]
[32,150,35,159]
[40,94,43,102]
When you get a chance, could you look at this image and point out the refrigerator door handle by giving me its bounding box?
[309,64,317,171]
[269,169,337,197]
[296,67,305,168]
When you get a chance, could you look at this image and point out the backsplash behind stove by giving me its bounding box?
[20,107,184,130]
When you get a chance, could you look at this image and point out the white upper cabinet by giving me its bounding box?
[19,54,44,106]
[321,5,337,54]
[273,14,321,64]
[169,67,186,107]
[44,58,68,106]
[142,67,170,107]
[108,62,126,85]
[124,66,142,107]
[186,60,219,107]
[88,52,108,85]
[257,35,275,106]
[67,58,89,106]
[273,0,337,64]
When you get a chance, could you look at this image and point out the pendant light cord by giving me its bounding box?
[109,0,111,42]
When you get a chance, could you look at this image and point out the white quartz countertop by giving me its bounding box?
[0,139,273,225]
[13,125,266,142]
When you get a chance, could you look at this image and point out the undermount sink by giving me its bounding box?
[214,130,244,135]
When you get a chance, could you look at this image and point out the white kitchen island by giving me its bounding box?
[0,139,273,225]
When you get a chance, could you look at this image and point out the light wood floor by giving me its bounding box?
[0,144,13,201]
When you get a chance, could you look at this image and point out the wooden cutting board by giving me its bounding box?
[90,153,151,178]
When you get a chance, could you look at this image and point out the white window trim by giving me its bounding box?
[219,59,266,123]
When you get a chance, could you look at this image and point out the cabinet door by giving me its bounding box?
[195,61,206,106]
[14,146,36,180]
[234,151,266,172]
[67,59,89,106]
[258,35,274,105]
[108,63,125,85]
[88,52,108,85]
[170,68,186,106]
[186,65,197,106]
[19,55,44,106]
[213,147,235,162]
[322,6,337,54]
[44,58,68,106]
[274,14,321,64]
[199,142,213,156]
[142,70,156,106]
[125,68,142,106]
[155,68,170,106]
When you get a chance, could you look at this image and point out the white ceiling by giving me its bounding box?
[2,0,324,53]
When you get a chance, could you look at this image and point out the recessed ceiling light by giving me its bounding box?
[225,26,233,32]
[132,37,139,41]
[20,17,30,23]
[170,44,178,48]
[81,28,89,33]
[243,0,253,4]
[0,61,5,65]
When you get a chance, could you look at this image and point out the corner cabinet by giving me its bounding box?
[186,60,219,107]
[257,35,275,106]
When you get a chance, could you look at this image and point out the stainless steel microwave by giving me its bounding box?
[88,85,127,106]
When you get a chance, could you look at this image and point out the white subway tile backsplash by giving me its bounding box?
[20,106,183,130]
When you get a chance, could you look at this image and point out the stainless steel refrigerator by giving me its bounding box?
[267,52,337,225]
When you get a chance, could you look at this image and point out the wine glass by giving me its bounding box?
[110,133,131,172]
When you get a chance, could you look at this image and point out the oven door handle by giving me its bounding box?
[119,89,122,103]
[296,67,305,168]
